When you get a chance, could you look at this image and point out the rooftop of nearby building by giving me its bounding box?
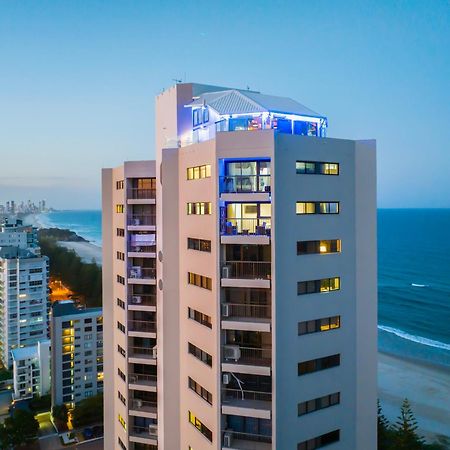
[0,246,36,259]
[11,345,38,361]
[52,300,102,318]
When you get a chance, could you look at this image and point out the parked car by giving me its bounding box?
[60,431,78,445]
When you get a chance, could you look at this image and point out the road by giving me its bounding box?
[39,436,103,450]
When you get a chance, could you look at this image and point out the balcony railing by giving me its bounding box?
[222,303,271,319]
[130,425,157,439]
[220,175,271,194]
[128,320,157,333]
[128,346,157,360]
[222,262,271,279]
[128,295,156,307]
[128,267,156,280]
[129,188,156,200]
[223,345,272,366]
[221,218,271,236]
[222,388,272,403]
[222,430,272,446]
[128,245,156,254]
[129,399,157,413]
[128,215,156,226]
[129,373,157,385]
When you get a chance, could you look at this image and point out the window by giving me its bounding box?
[118,437,126,450]
[118,368,126,382]
[297,239,341,255]
[116,251,125,261]
[188,307,212,329]
[187,237,211,253]
[188,377,213,405]
[296,161,339,175]
[116,180,124,189]
[188,272,212,290]
[297,429,340,449]
[298,316,341,335]
[117,322,125,333]
[117,298,125,309]
[187,164,212,180]
[118,414,127,431]
[297,277,340,295]
[298,354,340,376]
[188,343,212,367]
[188,411,212,442]
[187,202,212,215]
[116,228,125,237]
[117,345,126,357]
[118,390,126,405]
[296,202,339,214]
[298,392,340,416]
[116,275,125,285]
[116,204,124,213]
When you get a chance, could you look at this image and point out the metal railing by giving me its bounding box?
[129,188,156,200]
[221,218,271,236]
[130,425,158,439]
[222,430,272,445]
[128,267,156,280]
[222,388,272,403]
[222,303,271,319]
[128,215,156,226]
[129,399,157,412]
[128,320,157,333]
[128,245,156,254]
[128,373,157,385]
[223,261,271,279]
[128,346,157,359]
[220,175,271,194]
[128,294,156,307]
[223,345,272,366]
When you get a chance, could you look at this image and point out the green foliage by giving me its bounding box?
[52,403,69,424]
[0,409,39,447]
[392,398,425,450]
[72,394,103,427]
[39,236,102,307]
[38,228,86,242]
[0,368,13,382]
[29,394,51,413]
[378,400,395,450]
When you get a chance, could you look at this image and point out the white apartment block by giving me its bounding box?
[51,300,103,409]
[11,339,50,400]
[0,218,40,255]
[103,83,377,450]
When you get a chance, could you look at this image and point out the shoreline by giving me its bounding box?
[378,351,450,441]
[57,241,102,266]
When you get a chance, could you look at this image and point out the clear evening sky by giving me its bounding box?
[0,0,449,209]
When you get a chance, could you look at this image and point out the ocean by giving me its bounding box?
[39,209,450,368]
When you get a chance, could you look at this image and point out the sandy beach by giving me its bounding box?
[378,352,450,441]
[58,241,102,265]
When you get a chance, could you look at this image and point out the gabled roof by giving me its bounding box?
[188,89,324,119]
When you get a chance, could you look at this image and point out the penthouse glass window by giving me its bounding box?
[187,164,212,180]
[188,342,212,367]
[188,307,212,329]
[298,392,340,416]
[298,354,340,376]
[297,239,341,255]
[296,161,339,175]
[297,277,340,295]
[188,377,213,405]
[297,430,340,450]
[187,202,212,215]
[296,202,339,214]
[188,272,212,290]
[187,237,211,253]
[188,411,213,442]
[298,316,341,335]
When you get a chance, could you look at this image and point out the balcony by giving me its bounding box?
[129,399,157,419]
[222,346,272,376]
[128,346,157,365]
[127,188,156,204]
[222,389,271,419]
[127,215,156,231]
[128,295,157,312]
[128,267,156,285]
[221,262,271,289]
[220,175,271,203]
[129,425,158,446]
[128,320,157,338]
[128,245,156,259]
[129,373,157,392]
[221,219,271,245]
[221,303,271,333]
[222,431,272,450]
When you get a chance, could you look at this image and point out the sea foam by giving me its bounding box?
[378,325,450,351]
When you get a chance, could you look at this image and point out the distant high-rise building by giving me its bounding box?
[50,301,104,410]
[103,83,377,450]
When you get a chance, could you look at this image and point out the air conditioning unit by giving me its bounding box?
[222,303,230,317]
[133,218,140,225]
[222,265,231,278]
[222,373,231,385]
[132,296,142,304]
[223,432,233,447]
[131,266,142,278]
[223,345,241,362]
[148,424,158,436]
[152,346,158,359]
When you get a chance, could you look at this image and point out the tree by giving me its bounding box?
[378,399,394,450]
[3,409,39,446]
[72,394,103,427]
[392,398,425,450]
[52,403,68,424]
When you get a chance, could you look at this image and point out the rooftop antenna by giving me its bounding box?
[173,78,182,84]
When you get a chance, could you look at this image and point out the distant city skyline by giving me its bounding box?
[0,0,449,209]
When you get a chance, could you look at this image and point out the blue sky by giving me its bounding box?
[0,0,449,209]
